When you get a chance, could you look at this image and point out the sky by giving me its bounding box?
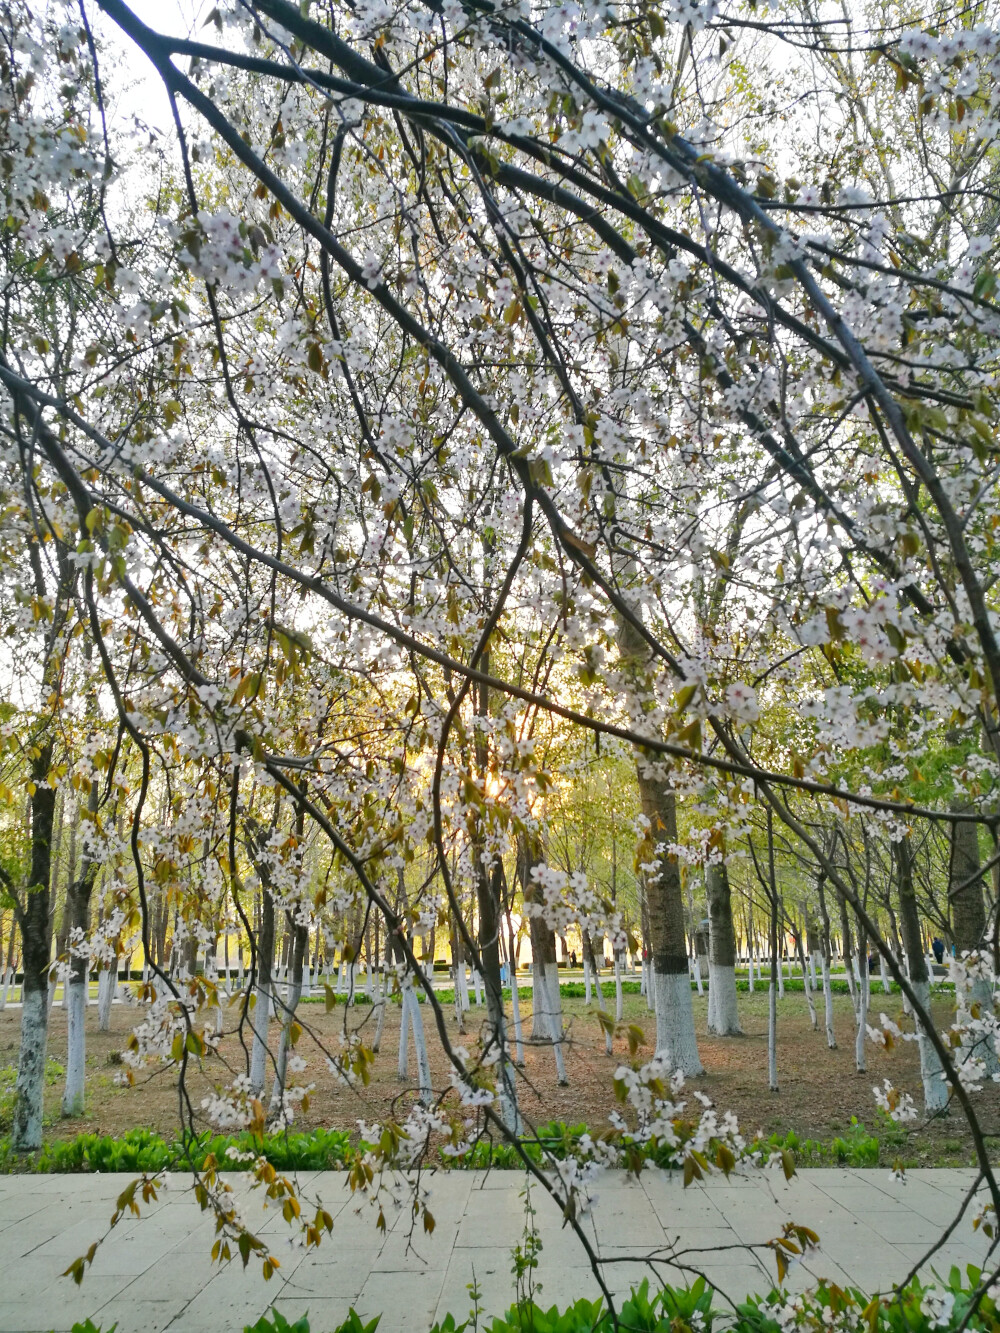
[92,0,211,135]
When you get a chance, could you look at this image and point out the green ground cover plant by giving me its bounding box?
[0,1125,353,1174]
[0,1113,915,1175]
[56,1269,1000,1333]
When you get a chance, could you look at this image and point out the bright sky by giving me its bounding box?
[93,0,210,135]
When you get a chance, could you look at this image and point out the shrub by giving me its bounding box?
[0,1125,353,1174]
[134,1272,995,1333]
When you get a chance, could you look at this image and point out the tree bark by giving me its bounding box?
[269,916,307,1115]
[62,770,101,1116]
[520,832,568,1083]
[895,838,948,1113]
[583,929,613,1055]
[705,861,741,1035]
[766,812,779,1093]
[948,808,997,1077]
[816,873,837,1049]
[638,772,702,1075]
[249,883,275,1096]
[13,743,56,1150]
[474,859,520,1131]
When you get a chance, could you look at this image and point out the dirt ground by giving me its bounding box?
[3,988,998,1165]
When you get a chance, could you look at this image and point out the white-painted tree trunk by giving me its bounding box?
[98,967,116,1029]
[821,954,836,1048]
[798,940,817,1031]
[767,975,778,1092]
[249,979,272,1095]
[855,956,869,1073]
[584,956,593,1005]
[403,986,432,1103]
[591,961,613,1055]
[614,953,624,1023]
[706,962,742,1035]
[966,977,999,1080]
[397,989,409,1078]
[13,988,47,1149]
[879,953,891,995]
[911,978,948,1113]
[0,967,10,1010]
[747,950,755,994]
[653,970,703,1075]
[644,959,654,1010]
[777,957,785,999]
[543,961,568,1084]
[530,959,545,1039]
[452,963,465,1030]
[509,968,525,1065]
[269,960,305,1116]
[372,983,386,1053]
[61,978,87,1116]
[458,961,471,1015]
[472,969,483,1007]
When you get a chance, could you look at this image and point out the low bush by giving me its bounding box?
[1,1114,909,1175]
[0,1125,353,1175]
[57,1268,1000,1333]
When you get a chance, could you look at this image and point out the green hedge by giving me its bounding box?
[0,1126,353,1175]
[1,1115,901,1175]
[60,1269,1000,1333]
[301,978,916,1004]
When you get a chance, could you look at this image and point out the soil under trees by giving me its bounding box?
[2,990,996,1168]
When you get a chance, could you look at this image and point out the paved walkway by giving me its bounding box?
[0,1168,990,1333]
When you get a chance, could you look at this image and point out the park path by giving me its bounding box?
[0,1167,989,1333]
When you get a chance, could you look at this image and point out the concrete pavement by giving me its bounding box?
[0,1168,991,1333]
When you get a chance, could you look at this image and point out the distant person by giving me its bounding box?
[570,950,577,968]
[932,937,945,966]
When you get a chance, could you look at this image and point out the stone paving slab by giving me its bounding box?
[0,1169,992,1333]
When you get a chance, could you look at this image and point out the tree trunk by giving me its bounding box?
[269,918,307,1115]
[520,833,568,1083]
[705,861,741,1034]
[474,859,520,1131]
[948,809,997,1077]
[404,985,432,1104]
[840,894,859,1018]
[793,922,818,1033]
[638,772,702,1075]
[62,772,101,1116]
[249,884,275,1096]
[583,929,612,1054]
[895,838,948,1114]
[765,810,779,1092]
[13,745,56,1150]
[504,907,525,1066]
[854,918,868,1074]
[816,874,836,1049]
